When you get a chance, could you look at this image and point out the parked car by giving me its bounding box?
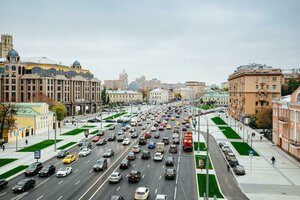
[165,168,176,179]
[233,165,246,175]
[218,142,227,148]
[39,164,56,177]
[96,139,107,146]
[229,159,239,167]
[78,148,91,157]
[128,170,142,182]
[141,150,151,159]
[120,159,131,169]
[0,179,8,189]
[134,187,150,200]
[109,172,123,183]
[109,196,124,200]
[103,149,114,157]
[88,118,101,123]
[155,194,168,200]
[56,167,72,177]
[226,152,236,161]
[12,178,35,193]
[25,162,43,176]
[57,150,70,158]
[93,158,108,171]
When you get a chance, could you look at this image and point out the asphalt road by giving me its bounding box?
[0,104,197,200]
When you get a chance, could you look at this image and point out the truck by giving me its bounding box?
[155,142,165,153]
[182,132,193,152]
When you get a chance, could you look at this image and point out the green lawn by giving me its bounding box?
[231,142,260,156]
[103,112,127,120]
[90,130,99,135]
[198,105,216,110]
[57,142,77,150]
[0,158,17,167]
[62,129,88,136]
[220,127,241,139]
[195,155,213,169]
[0,165,28,179]
[197,174,224,198]
[211,117,227,126]
[193,142,207,151]
[81,125,96,128]
[17,140,63,152]
[104,124,114,128]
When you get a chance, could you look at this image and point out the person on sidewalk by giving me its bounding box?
[25,139,28,146]
[260,135,263,141]
[2,145,5,151]
[227,164,230,172]
[271,156,276,164]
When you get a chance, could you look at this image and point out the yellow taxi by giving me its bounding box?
[176,121,180,125]
[166,124,172,130]
[63,154,76,164]
[171,117,175,121]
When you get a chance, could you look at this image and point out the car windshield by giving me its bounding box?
[59,167,67,171]
[81,148,88,151]
[41,166,51,171]
[96,160,104,164]
[65,155,72,159]
[137,192,145,195]
[17,180,28,186]
[167,157,173,161]
[28,163,38,169]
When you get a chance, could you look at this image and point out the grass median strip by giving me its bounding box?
[211,117,227,125]
[193,142,206,151]
[90,130,99,135]
[0,158,17,167]
[103,112,127,120]
[57,142,77,150]
[18,140,63,152]
[197,174,223,198]
[220,126,241,139]
[62,128,88,136]
[198,105,216,110]
[195,155,213,169]
[0,165,28,179]
[231,142,260,156]
[104,124,114,128]
[81,125,96,128]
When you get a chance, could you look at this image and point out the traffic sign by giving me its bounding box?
[249,150,254,157]
[34,150,41,159]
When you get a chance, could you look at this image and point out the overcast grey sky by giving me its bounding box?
[1,0,300,85]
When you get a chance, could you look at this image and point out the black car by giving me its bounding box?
[93,158,108,171]
[0,179,8,189]
[107,133,116,141]
[182,127,187,131]
[233,165,246,175]
[57,150,70,158]
[165,169,176,179]
[165,157,174,166]
[88,118,101,123]
[39,164,56,177]
[229,159,239,167]
[169,145,178,154]
[141,150,151,159]
[117,135,125,142]
[103,149,114,157]
[131,132,138,138]
[25,162,43,176]
[110,196,125,200]
[12,178,35,193]
[162,137,170,145]
[139,137,147,145]
[119,159,131,169]
[97,130,105,136]
[128,170,142,182]
[96,139,107,146]
[78,138,89,146]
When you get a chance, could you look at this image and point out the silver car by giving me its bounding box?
[109,172,122,183]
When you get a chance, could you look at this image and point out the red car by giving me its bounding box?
[160,124,166,127]
[92,136,101,142]
[144,132,152,139]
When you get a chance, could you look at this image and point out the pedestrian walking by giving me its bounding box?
[2,145,5,151]
[271,156,276,164]
[25,139,28,146]
[260,135,263,141]
[227,164,230,172]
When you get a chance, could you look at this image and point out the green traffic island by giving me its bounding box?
[104,124,114,128]
[0,165,28,179]
[90,130,100,135]
[0,158,18,168]
[81,125,97,128]
[219,127,242,139]
[17,140,63,152]
[57,142,77,150]
[211,117,227,126]
[62,128,88,136]
[197,174,224,198]
[103,112,127,120]
[193,142,207,151]
[195,155,213,170]
[198,105,216,110]
[231,142,260,156]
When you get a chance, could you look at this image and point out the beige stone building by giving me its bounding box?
[174,87,196,100]
[107,90,143,103]
[185,81,205,98]
[272,88,300,161]
[228,63,282,123]
[0,34,13,58]
[149,88,169,104]
[104,80,126,90]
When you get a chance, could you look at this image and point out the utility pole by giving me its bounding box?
[206,118,210,200]
[198,110,201,153]
[54,113,57,152]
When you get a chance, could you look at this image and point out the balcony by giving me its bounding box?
[290,140,300,149]
[278,116,288,124]
[258,96,267,101]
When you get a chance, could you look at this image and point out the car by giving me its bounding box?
[93,158,108,171]
[78,138,89,146]
[122,125,130,131]
[97,130,105,136]
[0,179,8,189]
[96,138,107,146]
[78,147,91,157]
[148,141,156,149]
[154,152,164,161]
[185,124,190,128]
[171,117,175,121]
[103,149,114,157]
[156,194,168,200]
[88,118,101,123]
[110,196,125,200]
[173,129,179,134]
[129,127,136,133]
[144,132,152,139]
[134,187,150,200]
[166,124,172,129]
[139,137,147,145]
[221,144,230,152]
[158,126,164,131]
[165,168,176,179]
[175,115,180,118]
[57,150,70,158]
[162,137,170,145]
[63,154,76,164]
[128,170,142,182]
[165,157,174,166]
[109,172,123,183]
[182,127,187,131]
[117,135,125,142]
[107,133,116,141]
[218,142,227,148]
[25,162,43,176]
[56,166,72,177]
[117,130,125,135]
[226,152,236,161]
[172,133,179,139]
[132,145,141,153]
[92,136,101,142]
[233,165,246,175]
[131,131,139,138]
[80,141,92,150]
[165,118,169,121]
[169,145,178,154]
[154,132,160,138]
[151,126,157,132]
[229,158,239,167]
[109,125,116,130]
[141,150,151,159]
[120,159,131,169]
[127,152,136,160]
[224,148,233,155]
[141,126,147,130]
[172,138,180,145]
[39,164,56,177]
[137,122,143,126]
[12,178,35,193]
[154,123,159,127]
[122,138,131,145]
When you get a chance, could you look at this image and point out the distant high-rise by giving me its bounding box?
[0,34,13,58]
[119,69,128,89]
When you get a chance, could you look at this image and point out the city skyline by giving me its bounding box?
[1,0,300,84]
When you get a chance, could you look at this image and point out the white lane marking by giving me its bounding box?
[37,195,44,200]
[87,160,90,163]
[142,174,145,179]
[133,164,135,167]
[159,175,161,180]
[177,163,180,173]
[174,186,177,200]
[162,165,165,169]
[147,164,150,168]
[36,178,50,188]
[58,180,63,185]
[89,169,93,173]
[155,188,157,194]
[54,160,61,166]
[11,192,28,200]
[178,157,180,163]
[57,196,63,200]
[75,169,79,173]
[176,174,178,184]
[0,192,7,197]
[75,181,80,185]
[116,186,120,191]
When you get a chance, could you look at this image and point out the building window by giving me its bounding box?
[266,85,269,89]
[272,85,276,90]
[273,77,277,82]
[256,85,258,89]
[261,85,264,89]
[272,94,276,98]
[266,102,269,106]
[255,101,258,106]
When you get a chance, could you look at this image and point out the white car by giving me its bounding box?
[122,138,131,145]
[151,127,156,132]
[155,194,168,200]
[78,147,91,157]
[132,145,141,153]
[56,167,72,177]
[135,187,150,200]
[154,152,164,161]
[109,172,122,183]
[141,126,147,130]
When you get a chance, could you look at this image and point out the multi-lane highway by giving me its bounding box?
[0,104,197,200]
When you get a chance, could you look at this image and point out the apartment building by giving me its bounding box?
[185,81,205,98]
[174,87,196,100]
[272,88,300,161]
[149,88,169,104]
[107,90,143,103]
[201,88,228,106]
[228,63,282,124]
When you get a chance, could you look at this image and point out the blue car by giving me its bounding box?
[148,142,156,149]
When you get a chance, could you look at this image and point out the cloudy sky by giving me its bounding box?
[2,0,300,85]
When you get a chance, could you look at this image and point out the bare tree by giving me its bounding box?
[0,101,18,143]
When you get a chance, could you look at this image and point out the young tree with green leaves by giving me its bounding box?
[255,108,272,133]
[0,102,18,143]
[51,103,67,135]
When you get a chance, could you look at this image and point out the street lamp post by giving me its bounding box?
[198,110,201,153]
[205,116,209,200]
[54,113,57,152]
[15,130,18,152]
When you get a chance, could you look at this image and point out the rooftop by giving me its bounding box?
[107,90,141,94]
